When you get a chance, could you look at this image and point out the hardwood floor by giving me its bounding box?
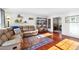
[22,32,79,50]
[36,32,79,50]
[36,32,62,50]
[62,35,79,42]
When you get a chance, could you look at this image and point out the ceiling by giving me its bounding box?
[4,8,79,16]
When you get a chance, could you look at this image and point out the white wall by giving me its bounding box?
[0,9,1,28]
[48,12,79,38]
[62,15,70,36]
[47,17,53,32]
[62,11,79,38]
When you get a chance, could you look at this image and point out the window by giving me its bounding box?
[69,16,79,35]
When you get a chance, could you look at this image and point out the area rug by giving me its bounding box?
[28,37,53,50]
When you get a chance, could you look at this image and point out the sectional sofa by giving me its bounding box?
[0,28,22,50]
[0,25,38,50]
[20,25,38,37]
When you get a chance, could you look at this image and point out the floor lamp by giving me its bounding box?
[7,18,11,27]
[7,20,10,27]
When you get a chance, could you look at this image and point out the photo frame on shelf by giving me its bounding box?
[23,21,27,23]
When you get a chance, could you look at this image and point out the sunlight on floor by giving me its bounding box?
[48,39,79,50]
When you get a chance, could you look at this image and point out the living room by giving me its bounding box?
[0,8,79,50]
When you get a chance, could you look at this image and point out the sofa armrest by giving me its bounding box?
[35,29,38,33]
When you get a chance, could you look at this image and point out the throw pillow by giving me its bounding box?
[14,28,21,34]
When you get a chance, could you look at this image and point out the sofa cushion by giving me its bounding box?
[23,26,29,31]
[0,39,3,46]
[29,26,35,31]
[0,34,8,42]
[5,32,12,40]
[8,34,22,41]
[2,34,22,46]
[10,31,14,36]
[2,37,21,46]
[14,28,23,37]
[0,29,3,36]
[0,33,2,38]
[14,34,22,39]
[14,28,21,34]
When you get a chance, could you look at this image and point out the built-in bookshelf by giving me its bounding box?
[36,17,48,32]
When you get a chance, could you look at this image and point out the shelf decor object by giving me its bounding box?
[29,17,33,20]
[23,21,27,23]
[15,14,23,23]
[6,16,11,27]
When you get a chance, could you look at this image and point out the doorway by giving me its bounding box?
[53,17,62,33]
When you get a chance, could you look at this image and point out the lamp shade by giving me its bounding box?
[6,16,11,19]
[6,16,11,22]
